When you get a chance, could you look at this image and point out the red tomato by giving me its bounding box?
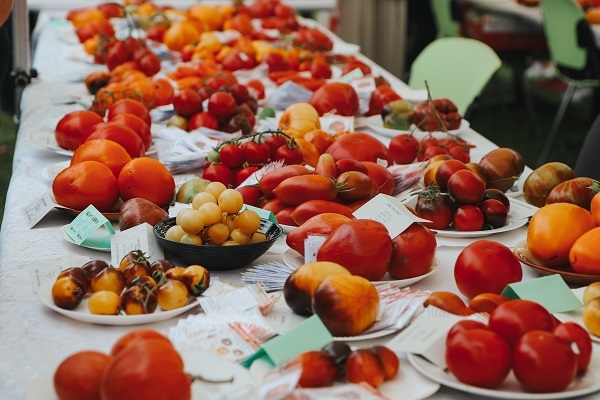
[274,143,304,165]
[137,52,161,77]
[454,240,522,299]
[388,222,437,280]
[388,133,419,164]
[202,164,234,187]
[173,88,203,118]
[453,205,484,231]
[314,153,337,179]
[435,159,468,192]
[445,320,488,345]
[110,329,172,356]
[188,111,219,131]
[234,165,259,187]
[85,122,146,158]
[246,79,265,100]
[107,98,151,126]
[289,199,355,225]
[286,213,351,256]
[483,188,510,211]
[55,110,104,151]
[236,185,260,206]
[415,189,456,230]
[446,329,512,388]
[207,92,238,119]
[54,350,111,400]
[418,145,448,161]
[273,175,339,206]
[513,331,577,393]
[326,133,393,166]
[308,82,359,117]
[310,60,332,79]
[264,52,290,73]
[367,86,401,116]
[478,199,508,229]
[317,219,393,281]
[488,299,555,348]
[275,206,296,226]
[291,28,334,52]
[336,171,379,203]
[258,164,312,198]
[361,161,395,195]
[447,143,471,163]
[335,159,368,175]
[100,338,191,400]
[108,113,152,150]
[263,135,288,159]
[218,143,244,169]
[260,197,288,215]
[229,83,251,105]
[553,322,593,374]
[245,0,275,18]
[204,74,236,92]
[341,59,372,77]
[447,169,485,205]
[240,141,271,165]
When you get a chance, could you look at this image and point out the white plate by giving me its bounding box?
[282,248,439,288]
[366,115,470,138]
[26,349,256,400]
[38,280,199,325]
[60,225,112,252]
[408,353,600,399]
[333,328,399,342]
[281,224,296,234]
[554,287,600,343]
[431,217,528,238]
[51,144,157,157]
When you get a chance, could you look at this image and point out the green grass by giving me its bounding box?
[0,110,17,226]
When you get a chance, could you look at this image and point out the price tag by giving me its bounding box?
[21,191,55,228]
[353,194,430,239]
[65,205,115,245]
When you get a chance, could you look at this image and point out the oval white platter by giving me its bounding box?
[408,353,600,399]
[366,115,470,138]
[38,280,199,326]
[431,217,528,238]
[282,248,439,288]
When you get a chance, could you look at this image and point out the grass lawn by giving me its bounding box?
[0,110,17,226]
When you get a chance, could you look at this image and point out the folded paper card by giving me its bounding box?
[110,223,164,266]
[65,205,115,247]
[501,274,582,313]
[240,315,332,369]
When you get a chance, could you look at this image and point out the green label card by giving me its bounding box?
[240,315,333,368]
[501,275,583,313]
[242,204,277,223]
[65,205,115,246]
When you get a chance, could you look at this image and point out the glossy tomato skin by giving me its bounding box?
[241,141,270,165]
[445,329,512,389]
[523,162,576,208]
[107,98,151,126]
[286,213,351,256]
[85,122,146,158]
[108,113,152,150]
[274,144,304,165]
[54,350,111,400]
[335,159,369,175]
[218,143,244,169]
[453,205,484,231]
[55,110,104,151]
[258,164,312,198]
[273,175,338,206]
[435,159,468,192]
[202,163,233,187]
[553,322,593,374]
[488,299,555,348]
[368,86,401,116]
[188,111,219,131]
[446,320,488,345]
[308,82,359,116]
[478,199,508,229]
[545,177,600,210]
[513,330,577,393]
[388,223,437,280]
[289,200,355,226]
[454,240,522,299]
[362,161,395,195]
[447,169,485,205]
[236,185,260,206]
[415,190,456,230]
[336,171,378,202]
[483,188,510,211]
[325,133,393,166]
[207,92,238,120]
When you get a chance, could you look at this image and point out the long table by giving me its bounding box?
[1,9,599,400]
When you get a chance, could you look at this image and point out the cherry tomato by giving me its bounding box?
[188,111,219,131]
[446,320,488,345]
[274,143,304,165]
[234,165,259,187]
[388,133,419,164]
[513,330,577,393]
[447,143,471,163]
[415,187,456,230]
[273,175,339,206]
[447,169,485,205]
[418,145,448,161]
[173,88,203,118]
[230,83,251,105]
[240,141,271,165]
[553,322,593,374]
[207,91,238,120]
[445,329,512,388]
[434,159,468,192]
[454,240,523,299]
[453,205,484,231]
[478,199,508,229]
[488,299,555,348]
[219,143,244,169]
[263,135,288,159]
[202,164,233,187]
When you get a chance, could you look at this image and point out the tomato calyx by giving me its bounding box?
[413,183,442,201]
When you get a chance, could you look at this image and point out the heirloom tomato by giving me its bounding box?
[258,164,312,198]
[286,213,351,256]
[335,159,368,175]
[569,226,600,274]
[108,113,152,150]
[478,199,508,229]
[445,320,488,345]
[545,177,600,210]
[488,299,555,348]
[553,322,593,374]
[445,329,511,388]
[478,147,525,193]
[55,110,104,151]
[275,207,296,226]
[415,186,456,230]
[85,122,146,158]
[388,222,436,280]
[412,98,461,132]
[454,240,522,299]
[452,205,484,232]
[468,292,510,314]
[362,161,395,195]
[325,132,393,166]
[314,153,337,179]
[434,159,468,192]
[368,85,401,116]
[273,175,340,206]
[240,141,270,165]
[336,171,378,202]
[522,162,576,207]
[118,157,175,208]
[388,133,419,164]
[107,98,151,126]
[308,82,359,117]
[447,169,485,205]
[341,59,372,77]
[513,331,577,393]
[54,350,111,400]
[71,138,132,178]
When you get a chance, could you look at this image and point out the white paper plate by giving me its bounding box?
[408,353,600,399]
[366,115,469,138]
[38,280,199,325]
[282,248,439,288]
[431,217,528,238]
[60,225,112,252]
[27,349,256,400]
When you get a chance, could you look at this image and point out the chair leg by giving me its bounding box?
[537,83,575,167]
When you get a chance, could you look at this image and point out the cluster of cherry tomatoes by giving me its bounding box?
[445,299,591,393]
[413,158,510,232]
[51,252,210,315]
[389,132,473,165]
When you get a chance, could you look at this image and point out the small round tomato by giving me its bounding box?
[447,169,485,205]
[388,133,419,165]
[415,187,456,230]
[435,159,468,192]
[241,141,271,165]
[446,320,489,345]
[263,135,288,159]
[553,322,593,374]
[173,88,203,118]
[488,299,555,348]
[234,165,259,187]
[513,330,577,393]
[446,328,512,388]
[274,143,304,165]
[54,350,111,400]
[479,198,508,229]
[454,240,522,299]
[218,143,244,169]
[207,91,238,120]
[188,111,219,131]
[202,163,234,187]
[230,83,251,105]
[483,188,510,211]
[453,205,484,231]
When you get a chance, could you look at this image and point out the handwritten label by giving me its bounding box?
[65,205,114,245]
[508,197,539,220]
[21,191,55,228]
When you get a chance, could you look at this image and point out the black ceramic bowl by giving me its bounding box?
[153,217,283,271]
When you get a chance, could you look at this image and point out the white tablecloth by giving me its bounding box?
[1,11,598,400]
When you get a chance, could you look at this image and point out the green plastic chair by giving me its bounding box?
[536,0,600,166]
[430,0,462,38]
[408,37,502,117]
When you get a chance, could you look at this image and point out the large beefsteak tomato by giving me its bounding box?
[308,82,359,116]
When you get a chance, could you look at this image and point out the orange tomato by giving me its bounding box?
[569,226,600,274]
[294,138,321,167]
[303,129,335,155]
[151,78,175,107]
[108,113,152,150]
[71,139,132,178]
[118,157,175,208]
[591,191,600,226]
[527,203,595,267]
[163,20,201,52]
[127,79,156,109]
[52,161,119,212]
[85,122,146,158]
[107,98,151,126]
[278,102,321,138]
[54,350,111,400]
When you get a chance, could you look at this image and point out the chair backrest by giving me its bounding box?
[540,0,594,77]
[407,37,502,116]
[574,112,600,180]
[430,0,461,38]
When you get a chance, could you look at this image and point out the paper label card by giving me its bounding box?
[21,191,55,228]
[353,193,430,238]
[110,223,164,266]
[501,275,582,313]
[242,204,277,223]
[508,197,539,220]
[240,315,333,368]
[303,235,327,263]
[65,205,115,246]
[320,115,354,134]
